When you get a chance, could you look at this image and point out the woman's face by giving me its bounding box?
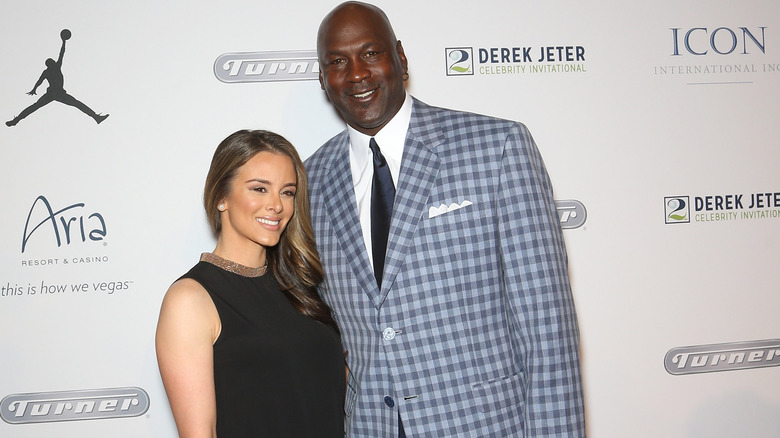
[219,151,297,252]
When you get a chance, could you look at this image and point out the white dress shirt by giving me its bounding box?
[347,92,412,276]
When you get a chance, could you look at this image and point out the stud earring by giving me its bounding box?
[218,204,225,211]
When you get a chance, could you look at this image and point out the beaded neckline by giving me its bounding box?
[200,252,268,278]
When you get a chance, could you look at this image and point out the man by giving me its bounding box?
[305,2,585,436]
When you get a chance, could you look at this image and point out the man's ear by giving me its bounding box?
[396,40,408,73]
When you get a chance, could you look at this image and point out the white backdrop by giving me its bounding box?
[1,1,778,436]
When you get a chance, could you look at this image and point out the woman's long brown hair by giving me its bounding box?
[204,130,339,334]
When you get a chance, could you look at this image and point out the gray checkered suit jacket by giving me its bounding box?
[305,98,585,437]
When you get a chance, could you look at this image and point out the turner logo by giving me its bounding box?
[1,387,149,424]
[555,200,587,229]
[214,50,319,83]
[21,195,107,253]
[665,339,780,375]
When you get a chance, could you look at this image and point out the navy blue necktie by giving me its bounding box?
[369,138,395,288]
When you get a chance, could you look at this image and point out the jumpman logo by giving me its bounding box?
[6,29,109,127]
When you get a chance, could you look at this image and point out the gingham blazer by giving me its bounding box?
[305,98,585,437]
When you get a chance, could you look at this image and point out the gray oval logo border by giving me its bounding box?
[214,50,319,83]
[556,199,587,229]
[664,339,780,376]
[1,387,150,424]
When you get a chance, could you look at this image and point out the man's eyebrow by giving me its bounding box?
[324,42,380,56]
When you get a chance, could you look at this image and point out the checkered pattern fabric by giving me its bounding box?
[305,98,585,437]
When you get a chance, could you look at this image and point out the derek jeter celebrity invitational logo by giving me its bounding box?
[445,44,587,77]
[665,191,780,224]
[664,196,690,224]
[6,29,109,127]
[446,48,474,76]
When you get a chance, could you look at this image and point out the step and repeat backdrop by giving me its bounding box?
[1,0,778,436]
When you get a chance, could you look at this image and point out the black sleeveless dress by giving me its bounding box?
[180,254,344,437]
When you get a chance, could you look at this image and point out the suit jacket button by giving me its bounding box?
[384,396,395,407]
[382,327,396,340]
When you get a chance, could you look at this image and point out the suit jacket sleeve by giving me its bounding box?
[497,123,585,436]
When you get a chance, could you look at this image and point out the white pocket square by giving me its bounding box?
[428,200,473,218]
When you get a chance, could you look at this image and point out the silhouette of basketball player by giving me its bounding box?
[6,29,108,127]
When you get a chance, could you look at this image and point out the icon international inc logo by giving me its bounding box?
[1,387,149,424]
[664,196,690,224]
[665,339,780,375]
[653,25,780,83]
[445,47,474,76]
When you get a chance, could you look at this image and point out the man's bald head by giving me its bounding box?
[316,1,408,136]
[317,1,398,57]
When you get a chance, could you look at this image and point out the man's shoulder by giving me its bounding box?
[304,130,348,171]
[412,98,521,136]
[410,99,525,152]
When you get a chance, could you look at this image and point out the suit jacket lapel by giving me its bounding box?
[378,99,443,306]
[320,133,382,308]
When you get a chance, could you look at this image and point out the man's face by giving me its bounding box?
[318,6,408,137]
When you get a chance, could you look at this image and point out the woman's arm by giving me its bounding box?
[156,278,221,438]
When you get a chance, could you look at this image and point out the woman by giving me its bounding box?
[156,130,344,437]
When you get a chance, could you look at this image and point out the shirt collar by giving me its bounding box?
[347,92,412,166]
